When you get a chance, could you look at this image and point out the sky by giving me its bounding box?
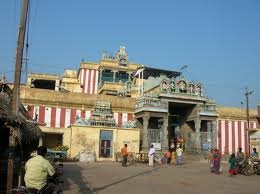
[0,0,259,108]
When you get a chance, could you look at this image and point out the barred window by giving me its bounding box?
[149,129,161,143]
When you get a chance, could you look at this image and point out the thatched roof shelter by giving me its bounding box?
[0,84,42,145]
[217,106,257,120]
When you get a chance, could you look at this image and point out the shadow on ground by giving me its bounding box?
[93,166,160,192]
[62,163,93,194]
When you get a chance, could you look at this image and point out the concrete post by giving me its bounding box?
[142,116,150,151]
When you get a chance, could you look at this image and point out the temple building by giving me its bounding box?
[19,46,260,160]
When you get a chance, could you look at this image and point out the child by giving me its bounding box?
[229,153,238,176]
[171,151,176,165]
[165,150,172,164]
[176,146,183,165]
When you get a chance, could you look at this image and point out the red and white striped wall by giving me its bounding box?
[113,112,134,128]
[79,68,99,94]
[217,120,257,155]
[26,105,134,128]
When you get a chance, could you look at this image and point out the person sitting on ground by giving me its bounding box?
[160,155,166,164]
[24,146,57,194]
[228,153,238,176]
[251,148,259,158]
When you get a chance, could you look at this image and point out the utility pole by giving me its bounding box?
[12,0,29,114]
[245,87,253,156]
[7,1,29,194]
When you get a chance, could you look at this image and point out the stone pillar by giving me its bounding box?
[142,116,150,151]
[194,119,201,151]
[211,121,217,149]
[195,119,201,133]
[162,116,169,151]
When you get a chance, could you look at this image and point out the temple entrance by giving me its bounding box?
[168,102,196,148]
[169,115,181,142]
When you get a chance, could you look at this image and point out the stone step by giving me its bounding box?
[182,153,207,161]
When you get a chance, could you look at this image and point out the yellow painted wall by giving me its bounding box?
[117,129,140,153]
[40,124,140,161]
[66,125,140,161]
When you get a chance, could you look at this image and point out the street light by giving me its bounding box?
[244,87,253,155]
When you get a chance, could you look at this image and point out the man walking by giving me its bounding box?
[121,144,128,167]
[149,144,155,166]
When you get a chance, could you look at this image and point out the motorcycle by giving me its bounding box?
[11,176,63,194]
[237,157,255,176]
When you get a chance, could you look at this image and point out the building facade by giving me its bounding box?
[20,46,260,160]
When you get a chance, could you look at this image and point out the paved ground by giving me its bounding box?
[61,161,259,194]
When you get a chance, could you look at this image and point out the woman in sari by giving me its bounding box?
[213,149,221,174]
